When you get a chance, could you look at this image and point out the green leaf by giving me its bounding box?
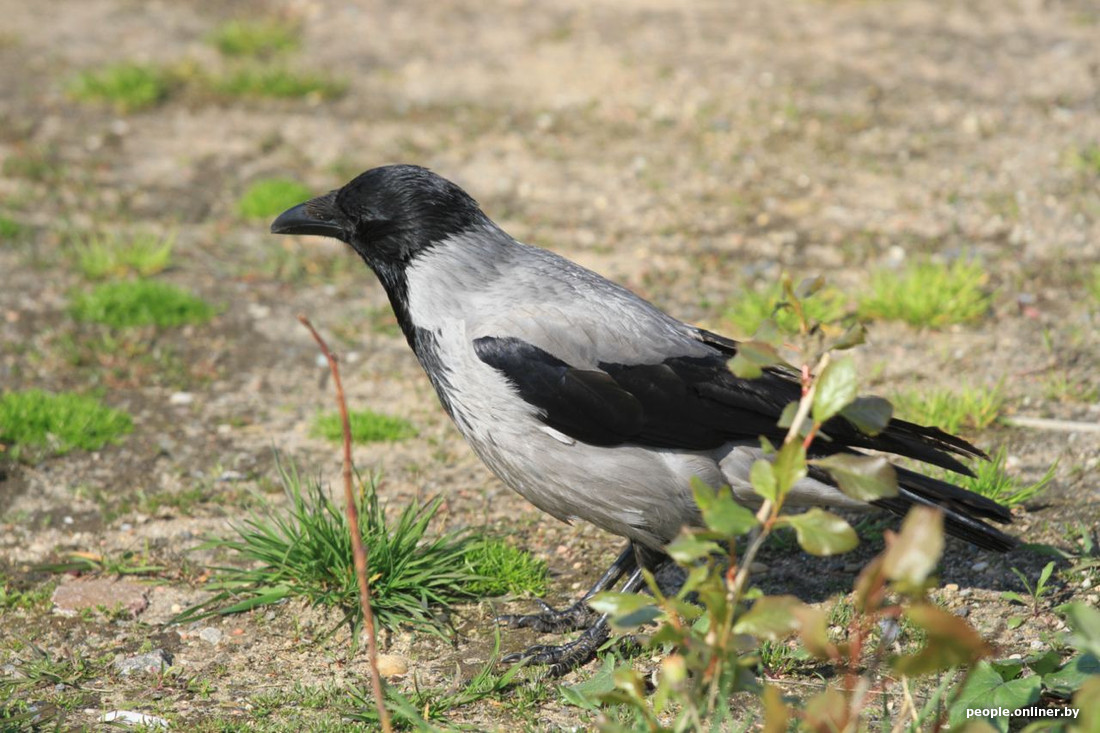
[948,661,1042,731]
[795,275,825,299]
[778,508,858,556]
[895,604,990,676]
[776,401,801,431]
[812,454,898,501]
[840,395,893,436]
[665,531,722,564]
[882,505,943,589]
[1024,649,1062,676]
[812,356,858,423]
[1041,653,1100,699]
[773,441,807,499]
[691,478,758,537]
[729,340,785,380]
[589,592,660,629]
[733,595,805,641]
[830,323,867,351]
[1063,602,1100,658]
[751,459,778,503]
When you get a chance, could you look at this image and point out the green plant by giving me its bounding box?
[237,178,314,219]
[71,230,175,279]
[0,214,23,241]
[890,382,1004,434]
[208,66,345,100]
[66,63,173,112]
[561,276,998,731]
[464,538,549,596]
[1001,561,1057,629]
[945,447,1055,507]
[311,409,417,444]
[69,280,217,328]
[723,279,849,336]
[0,389,132,459]
[207,19,300,58]
[175,462,487,635]
[858,258,992,327]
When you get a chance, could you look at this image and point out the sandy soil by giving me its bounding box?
[1,0,1098,729]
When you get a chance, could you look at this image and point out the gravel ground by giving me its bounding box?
[1,0,1098,729]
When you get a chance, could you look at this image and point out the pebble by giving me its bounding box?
[375,654,408,678]
[958,588,973,598]
[114,649,173,677]
[199,627,223,646]
[169,392,194,406]
[1030,640,1044,650]
[955,606,970,618]
[944,583,959,592]
[971,561,989,572]
[101,711,169,729]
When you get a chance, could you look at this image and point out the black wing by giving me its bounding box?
[473,333,1013,550]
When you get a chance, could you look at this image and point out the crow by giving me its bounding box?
[271,165,1015,674]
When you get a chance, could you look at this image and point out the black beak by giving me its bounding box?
[270,196,344,239]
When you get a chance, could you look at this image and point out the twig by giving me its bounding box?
[1002,416,1100,433]
[299,315,393,733]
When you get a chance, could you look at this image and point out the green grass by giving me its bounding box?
[237,178,314,219]
[71,230,174,280]
[890,383,1004,434]
[946,448,1056,508]
[0,215,23,241]
[724,281,849,336]
[176,463,487,634]
[1089,266,1100,303]
[857,259,991,327]
[464,538,548,596]
[69,280,216,328]
[65,63,173,113]
[311,409,417,444]
[1,146,63,182]
[208,66,345,100]
[0,389,133,459]
[207,19,300,58]
[1066,143,1100,175]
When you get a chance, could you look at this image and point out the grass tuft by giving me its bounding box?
[176,462,486,634]
[890,383,1004,435]
[311,409,417,444]
[207,19,301,58]
[65,63,172,113]
[945,448,1055,508]
[237,178,314,219]
[464,539,548,596]
[0,215,23,241]
[0,389,133,459]
[208,66,345,101]
[857,258,991,327]
[724,282,849,336]
[70,280,216,328]
[72,231,174,280]
[893,383,1007,433]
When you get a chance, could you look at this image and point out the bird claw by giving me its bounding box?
[495,600,598,633]
[501,622,611,676]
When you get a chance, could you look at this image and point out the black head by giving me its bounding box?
[270,165,487,272]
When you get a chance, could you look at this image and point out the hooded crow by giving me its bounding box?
[272,165,1016,674]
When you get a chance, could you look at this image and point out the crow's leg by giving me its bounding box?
[495,543,637,633]
[502,565,646,677]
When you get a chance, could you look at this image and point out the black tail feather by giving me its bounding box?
[873,467,1017,553]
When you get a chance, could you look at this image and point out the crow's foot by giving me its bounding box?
[495,599,599,633]
[502,619,610,677]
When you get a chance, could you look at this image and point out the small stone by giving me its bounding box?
[944,583,959,592]
[198,627,223,645]
[1030,640,1044,650]
[749,562,768,573]
[169,392,194,406]
[971,561,989,572]
[375,654,408,678]
[955,606,971,618]
[217,470,245,483]
[114,649,172,677]
[958,588,973,598]
[101,710,168,729]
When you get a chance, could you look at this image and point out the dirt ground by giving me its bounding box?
[1,0,1098,729]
